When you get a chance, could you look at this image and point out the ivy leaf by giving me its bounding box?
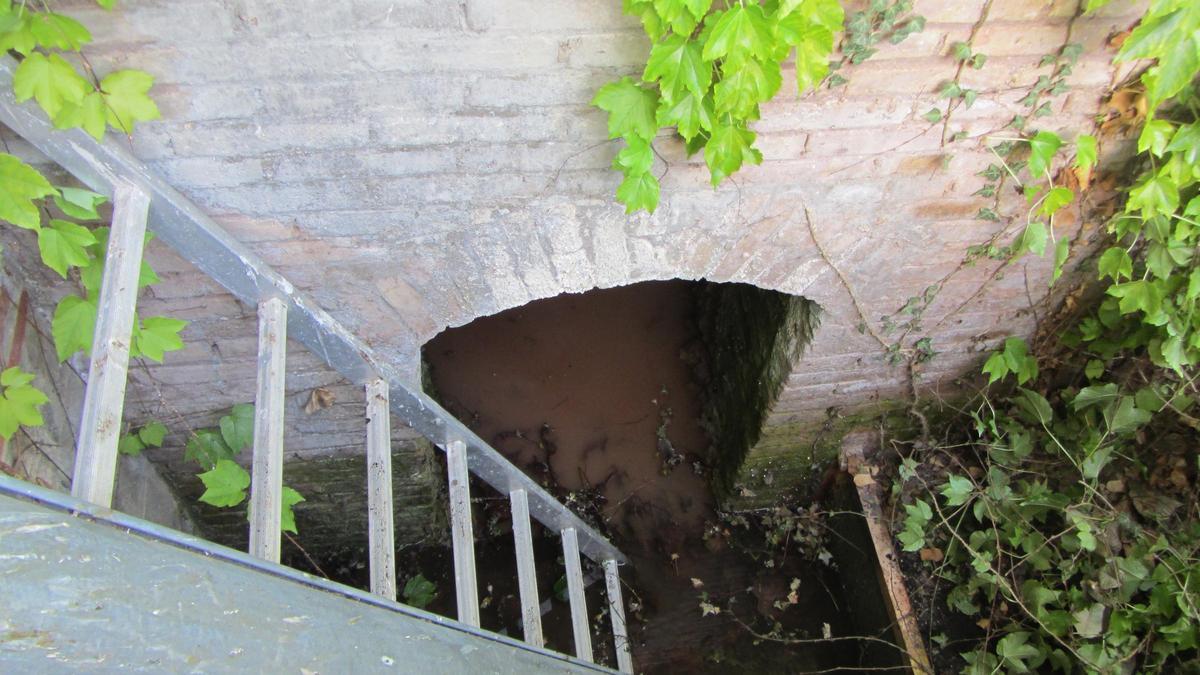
[53,90,107,140]
[117,433,145,456]
[220,403,256,454]
[0,154,55,230]
[1118,5,1200,63]
[1107,396,1152,434]
[644,34,711,103]
[403,574,438,609]
[1017,388,1054,425]
[1051,237,1069,284]
[0,366,48,439]
[52,294,97,361]
[1073,383,1119,410]
[1027,130,1062,180]
[37,219,96,278]
[197,459,250,508]
[1137,119,1175,156]
[1038,187,1073,217]
[1097,247,1133,281]
[280,486,305,534]
[592,76,659,142]
[996,631,1043,672]
[100,69,161,134]
[657,92,715,141]
[714,56,781,118]
[940,475,974,506]
[702,5,774,64]
[53,186,107,220]
[1165,122,1200,165]
[185,429,235,471]
[131,316,187,363]
[96,0,117,9]
[1073,604,1106,639]
[704,123,761,186]
[29,12,91,51]
[13,52,89,121]
[1074,133,1097,170]
[1107,279,1163,316]
[0,10,35,55]
[138,421,168,447]
[652,0,698,35]
[1127,173,1179,218]
[616,171,660,214]
[779,0,843,31]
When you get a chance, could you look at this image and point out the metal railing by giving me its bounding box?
[0,56,632,672]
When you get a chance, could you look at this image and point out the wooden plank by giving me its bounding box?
[509,488,543,648]
[603,559,633,673]
[366,377,396,600]
[562,527,593,662]
[843,436,932,674]
[248,297,287,562]
[70,181,150,507]
[447,439,480,626]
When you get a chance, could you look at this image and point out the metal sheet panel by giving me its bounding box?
[0,477,612,674]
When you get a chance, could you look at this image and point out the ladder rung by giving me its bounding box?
[366,378,396,600]
[70,181,150,508]
[604,559,633,673]
[562,527,593,662]
[248,296,287,562]
[509,488,543,647]
[446,439,480,626]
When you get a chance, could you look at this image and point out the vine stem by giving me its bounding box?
[801,202,890,354]
[939,0,994,147]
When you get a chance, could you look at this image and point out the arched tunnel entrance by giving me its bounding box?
[418,279,902,672]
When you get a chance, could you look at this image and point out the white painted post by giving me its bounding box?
[366,378,396,600]
[248,297,287,562]
[509,488,543,647]
[71,181,150,507]
[446,439,480,626]
[604,559,634,673]
[562,527,593,662]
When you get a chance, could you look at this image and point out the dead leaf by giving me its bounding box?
[1107,29,1131,50]
[690,577,704,589]
[919,547,944,562]
[853,473,875,487]
[304,387,336,414]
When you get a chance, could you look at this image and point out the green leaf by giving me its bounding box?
[1118,5,1200,63]
[592,76,659,142]
[1138,119,1175,156]
[1019,221,1048,256]
[1107,279,1163,316]
[779,0,843,30]
[652,0,699,35]
[702,5,774,64]
[29,12,91,51]
[37,219,96,278]
[921,108,942,123]
[657,91,715,141]
[1073,383,1118,410]
[197,459,250,508]
[53,187,107,220]
[1165,122,1200,165]
[280,485,305,534]
[704,123,761,186]
[613,136,654,176]
[982,351,1009,384]
[643,34,711,103]
[1038,187,1073,217]
[138,421,168,447]
[0,366,47,440]
[789,22,835,93]
[1074,133,1097,170]
[117,433,145,456]
[0,154,55,230]
[940,475,973,506]
[13,52,89,121]
[1097,246,1133,281]
[1017,388,1053,425]
[131,316,187,362]
[1027,130,1063,180]
[100,69,160,134]
[1084,359,1104,379]
[403,573,438,609]
[996,631,1043,672]
[220,403,256,454]
[1108,395,1151,434]
[714,56,782,118]
[185,429,235,471]
[616,170,660,214]
[1128,172,1179,218]
[53,90,107,140]
[96,0,117,9]
[0,11,36,55]
[1051,237,1069,284]
[1073,604,1106,638]
[51,294,97,362]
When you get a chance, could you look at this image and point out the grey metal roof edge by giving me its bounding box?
[0,473,618,674]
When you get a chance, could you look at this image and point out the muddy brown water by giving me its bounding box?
[424,280,853,672]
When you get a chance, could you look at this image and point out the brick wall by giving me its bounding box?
[0,0,1149,519]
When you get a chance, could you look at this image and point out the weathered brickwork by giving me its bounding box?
[0,0,1149,519]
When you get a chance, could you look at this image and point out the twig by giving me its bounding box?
[802,203,890,353]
